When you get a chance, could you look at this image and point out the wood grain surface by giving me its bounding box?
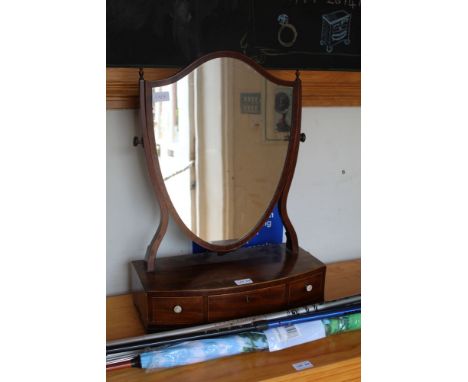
[131,245,325,292]
[106,68,360,109]
[107,259,361,382]
[130,245,326,331]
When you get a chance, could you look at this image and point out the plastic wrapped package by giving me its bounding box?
[323,313,361,335]
[141,332,268,371]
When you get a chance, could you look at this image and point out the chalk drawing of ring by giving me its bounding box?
[278,23,297,48]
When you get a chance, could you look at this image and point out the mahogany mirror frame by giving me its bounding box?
[138,51,302,272]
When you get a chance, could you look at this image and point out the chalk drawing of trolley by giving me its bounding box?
[320,10,352,53]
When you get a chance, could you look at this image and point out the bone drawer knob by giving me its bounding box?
[306,284,313,292]
[173,305,183,314]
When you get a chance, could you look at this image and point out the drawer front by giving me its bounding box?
[151,296,204,325]
[208,284,286,322]
[288,272,324,306]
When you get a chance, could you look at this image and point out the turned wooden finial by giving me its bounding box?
[295,69,300,80]
[139,67,144,80]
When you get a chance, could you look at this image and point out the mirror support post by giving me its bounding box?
[138,72,170,272]
[278,70,302,255]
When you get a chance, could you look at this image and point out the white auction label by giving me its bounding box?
[278,325,301,342]
[292,360,314,371]
[234,278,253,285]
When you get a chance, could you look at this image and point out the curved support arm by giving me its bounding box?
[278,73,302,254]
[146,201,169,272]
[138,77,169,272]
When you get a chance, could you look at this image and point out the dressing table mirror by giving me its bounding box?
[131,51,326,332]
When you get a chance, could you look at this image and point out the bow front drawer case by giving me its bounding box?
[131,245,326,331]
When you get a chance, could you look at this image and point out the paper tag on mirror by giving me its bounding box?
[153,91,170,102]
[234,278,253,285]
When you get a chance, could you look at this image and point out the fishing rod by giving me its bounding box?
[107,310,361,371]
[106,303,360,366]
[107,294,361,351]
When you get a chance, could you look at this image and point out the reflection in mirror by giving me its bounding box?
[152,57,292,245]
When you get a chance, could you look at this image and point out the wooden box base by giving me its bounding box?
[131,244,326,332]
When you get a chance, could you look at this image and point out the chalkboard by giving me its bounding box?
[107,0,360,70]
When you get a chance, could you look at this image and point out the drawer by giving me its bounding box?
[151,296,204,325]
[208,284,286,322]
[288,272,324,306]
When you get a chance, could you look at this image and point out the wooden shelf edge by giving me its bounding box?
[106,68,360,109]
[264,356,361,382]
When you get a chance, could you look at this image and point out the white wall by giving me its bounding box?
[106,107,360,295]
[106,110,191,296]
[289,108,361,264]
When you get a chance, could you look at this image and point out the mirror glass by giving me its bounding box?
[151,57,293,245]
